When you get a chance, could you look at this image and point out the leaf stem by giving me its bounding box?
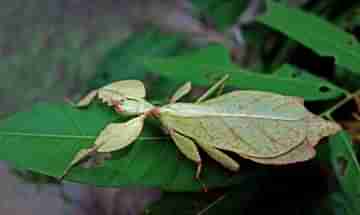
[320,89,360,118]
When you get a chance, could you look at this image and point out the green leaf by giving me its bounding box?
[91,30,184,89]
[328,131,360,214]
[191,0,248,30]
[0,102,241,191]
[315,191,355,215]
[257,0,360,74]
[90,29,187,102]
[144,45,345,101]
[206,1,246,31]
[274,64,347,95]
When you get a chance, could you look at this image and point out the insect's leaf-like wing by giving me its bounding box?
[160,90,341,162]
[304,114,342,147]
[201,91,307,120]
[241,140,316,165]
[159,91,310,158]
[241,111,341,164]
[160,112,306,158]
[95,115,145,153]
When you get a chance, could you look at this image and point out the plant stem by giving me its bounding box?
[320,89,360,118]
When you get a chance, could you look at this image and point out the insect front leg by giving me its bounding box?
[168,129,203,179]
[76,90,98,107]
[60,147,98,180]
[196,74,229,103]
[61,115,145,180]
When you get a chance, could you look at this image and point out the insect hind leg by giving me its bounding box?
[196,74,229,103]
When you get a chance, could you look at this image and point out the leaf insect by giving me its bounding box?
[62,75,341,179]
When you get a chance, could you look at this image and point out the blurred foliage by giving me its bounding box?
[0,0,360,214]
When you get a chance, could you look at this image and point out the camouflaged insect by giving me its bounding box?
[62,75,341,178]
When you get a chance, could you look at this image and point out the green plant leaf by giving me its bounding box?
[257,0,360,74]
[0,102,242,191]
[89,29,188,102]
[90,29,184,89]
[144,45,345,101]
[314,191,355,215]
[328,131,360,214]
[274,64,347,95]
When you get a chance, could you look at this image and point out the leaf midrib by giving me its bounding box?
[0,131,165,141]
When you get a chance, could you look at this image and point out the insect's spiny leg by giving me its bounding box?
[196,74,229,103]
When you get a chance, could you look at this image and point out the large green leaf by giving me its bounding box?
[144,45,345,101]
[90,29,189,102]
[328,131,360,214]
[274,64,347,95]
[90,29,184,89]
[0,102,242,191]
[257,0,360,74]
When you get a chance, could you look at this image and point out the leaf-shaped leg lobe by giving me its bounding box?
[96,115,145,152]
[62,115,145,179]
[169,130,203,178]
[170,82,192,103]
[61,148,96,179]
[197,142,240,172]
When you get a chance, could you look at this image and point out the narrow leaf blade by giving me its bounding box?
[144,45,345,101]
[258,0,360,74]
